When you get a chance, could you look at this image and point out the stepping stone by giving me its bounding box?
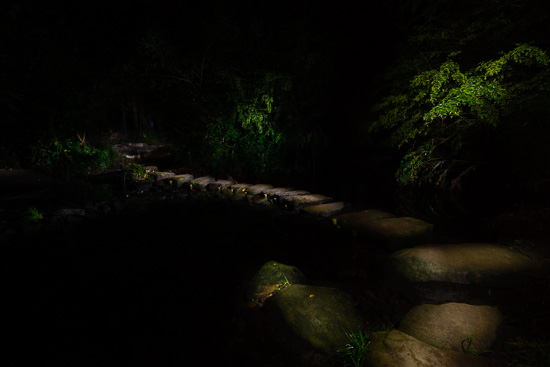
[206,179,235,191]
[398,303,502,353]
[266,284,364,353]
[300,201,350,217]
[263,187,295,200]
[390,243,542,286]
[335,209,395,229]
[150,171,175,181]
[367,329,500,367]
[166,174,194,188]
[245,184,274,195]
[189,176,215,191]
[229,183,251,192]
[282,194,332,209]
[387,243,543,302]
[362,217,433,250]
[144,166,158,173]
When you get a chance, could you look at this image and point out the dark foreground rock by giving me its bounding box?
[367,329,501,367]
[398,302,503,353]
[265,284,364,354]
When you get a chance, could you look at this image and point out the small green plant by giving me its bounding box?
[122,163,150,189]
[338,329,371,367]
[24,207,44,222]
[31,137,116,180]
[462,334,492,356]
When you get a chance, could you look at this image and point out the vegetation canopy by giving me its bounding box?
[370,44,550,188]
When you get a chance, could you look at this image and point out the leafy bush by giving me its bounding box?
[31,138,117,179]
[370,44,550,188]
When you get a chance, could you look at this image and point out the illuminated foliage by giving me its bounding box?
[371,44,550,187]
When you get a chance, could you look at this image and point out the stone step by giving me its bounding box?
[282,194,332,209]
[387,242,543,302]
[300,201,350,217]
[206,179,235,191]
[167,174,194,188]
[245,184,274,195]
[149,171,176,181]
[189,176,216,191]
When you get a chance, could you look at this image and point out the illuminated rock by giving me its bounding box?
[282,194,332,209]
[398,303,502,353]
[367,330,500,367]
[266,284,364,354]
[245,184,274,195]
[387,243,543,302]
[206,179,235,191]
[149,171,175,181]
[167,174,194,188]
[300,201,350,217]
[189,176,215,191]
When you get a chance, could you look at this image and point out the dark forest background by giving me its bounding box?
[2,0,550,226]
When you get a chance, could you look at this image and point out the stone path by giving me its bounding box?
[3,160,547,366]
[133,166,547,366]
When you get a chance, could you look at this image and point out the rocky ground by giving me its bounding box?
[1,147,549,366]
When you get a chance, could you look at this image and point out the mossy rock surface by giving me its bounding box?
[368,330,501,367]
[245,261,307,305]
[266,284,364,353]
[398,302,503,353]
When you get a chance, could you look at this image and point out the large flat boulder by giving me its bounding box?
[389,243,542,286]
[387,243,543,302]
[168,174,194,188]
[398,303,503,353]
[266,284,363,353]
[367,330,501,367]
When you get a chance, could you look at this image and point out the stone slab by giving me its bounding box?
[335,209,396,229]
[206,179,235,191]
[190,176,216,191]
[389,243,543,287]
[300,201,350,217]
[359,217,434,250]
[150,171,176,181]
[282,194,332,209]
[168,174,194,188]
[246,184,274,195]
